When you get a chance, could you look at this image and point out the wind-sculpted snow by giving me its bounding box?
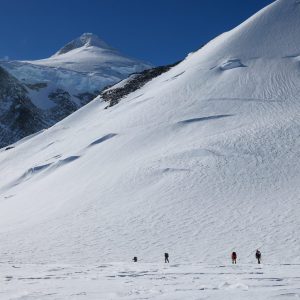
[219,59,247,70]
[88,134,117,147]
[1,156,81,192]
[177,114,233,124]
[0,0,299,282]
[17,164,52,183]
[1,263,300,300]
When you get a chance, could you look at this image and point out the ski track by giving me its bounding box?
[0,263,300,300]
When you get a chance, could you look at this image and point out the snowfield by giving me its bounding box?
[0,0,300,298]
[1,263,300,299]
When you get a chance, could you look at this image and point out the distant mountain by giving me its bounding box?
[0,33,152,148]
[27,32,151,74]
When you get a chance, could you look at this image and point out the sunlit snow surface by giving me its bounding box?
[0,3,300,299]
[0,0,300,266]
[1,263,300,299]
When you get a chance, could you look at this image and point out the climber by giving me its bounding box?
[231,251,237,264]
[164,253,169,263]
[255,250,261,264]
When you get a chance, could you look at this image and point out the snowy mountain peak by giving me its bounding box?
[53,33,112,56]
[0,32,152,147]
[20,32,152,74]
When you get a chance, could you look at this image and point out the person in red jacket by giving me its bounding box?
[231,251,237,264]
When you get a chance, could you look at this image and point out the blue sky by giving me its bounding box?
[0,0,274,65]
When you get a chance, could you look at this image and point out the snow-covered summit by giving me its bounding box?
[29,33,151,73]
[53,33,113,56]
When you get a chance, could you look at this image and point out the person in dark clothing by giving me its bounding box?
[255,250,261,264]
[164,253,169,263]
[231,251,237,264]
[133,256,138,262]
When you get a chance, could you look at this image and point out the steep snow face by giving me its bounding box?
[0,0,299,265]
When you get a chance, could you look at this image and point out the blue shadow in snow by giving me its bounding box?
[178,114,233,124]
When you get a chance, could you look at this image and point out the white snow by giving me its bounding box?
[219,59,246,70]
[31,45,149,74]
[1,263,300,299]
[0,0,300,298]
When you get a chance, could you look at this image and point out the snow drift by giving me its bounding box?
[0,0,299,265]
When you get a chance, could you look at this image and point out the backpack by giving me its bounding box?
[232,252,237,259]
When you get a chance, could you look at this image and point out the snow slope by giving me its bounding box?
[0,0,299,268]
